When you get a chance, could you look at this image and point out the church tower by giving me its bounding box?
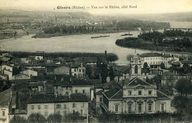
[130,54,142,76]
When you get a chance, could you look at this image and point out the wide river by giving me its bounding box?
[1,21,192,65]
[0,31,150,65]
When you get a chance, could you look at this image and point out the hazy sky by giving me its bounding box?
[0,0,192,15]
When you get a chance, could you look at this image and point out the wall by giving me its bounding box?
[27,103,55,119]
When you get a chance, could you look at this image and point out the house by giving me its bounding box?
[13,73,30,80]
[53,79,94,99]
[101,77,175,114]
[53,66,70,75]
[27,94,89,119]
[0,88,16,123]
[130,54,142,77]
[140,53,179,69]
[21,69,38,77]
[29,81,47,94]
[34,56,44,61]
[0,64,14,80]
[20,58,29,64]
[71,63,86,78]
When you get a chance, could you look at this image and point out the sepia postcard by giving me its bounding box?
[0,0,192,123]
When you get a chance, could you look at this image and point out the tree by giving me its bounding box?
[108,66,114,81]
[101,63,108,83]
[10,116,27,123]
[143,62,149,75]
[172,96,189,114]
[64,112,85,121]
[160,62,165,69]
[153,75,161,89]
[182,63,190,74]
[47,114,62,123]
[175,78,192,96]
[28,113,46,123]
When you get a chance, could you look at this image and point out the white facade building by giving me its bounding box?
[71,63,86,78]
[27,94,89,118]
[102,77,175,114]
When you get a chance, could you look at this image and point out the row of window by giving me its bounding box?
[31,103,85,110]
[55,89,86,95]
[56,103,84,109]
[127,90,153,96]
[144,57,162,60]
[73,68,85,72]
[31,105,48,110]
[114,103,153,113]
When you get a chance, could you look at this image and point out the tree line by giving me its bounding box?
[10,112,85,123]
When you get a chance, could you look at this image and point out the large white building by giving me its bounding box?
[140,53,179,68]
[53,79,94,99]
[102,77,175,114]
[27,94,89,118]
[71,63,86,78]
[0,64,14,80]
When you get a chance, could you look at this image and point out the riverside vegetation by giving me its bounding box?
[116,30,192,52]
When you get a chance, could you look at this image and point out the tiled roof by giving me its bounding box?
[125,77,153,86]
[110,89,123,100]
[157,90,171,100]
[104,88,121,99]
[28,93,89,104]
[0,89,11,107]
[31,74,71,82]
[95,90,103,95]
[0,88,16,107]
[53,78,100,86]
[140,53,162,57]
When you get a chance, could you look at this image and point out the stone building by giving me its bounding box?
[102,77,175,114]
[27,94,89,119]
[71,63,86,78]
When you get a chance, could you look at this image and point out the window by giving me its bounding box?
[56,104,61,109]
[148,91,152,95]
[138,91,142,95]
[73,103,76,108]
[2,111,5,116]
[44,105,48,109]
[128,91,132,95]
[79,69,81,72]
[31,105,34,110]
[148,103,152,112]
[82,90,85,94]
[74,73,77,77]
[115,104,118,112]
[161,104,165,112]
[135,65,138,74]
[38,105,41,110]
[81,109,83,115]
[138,103,142,113]
[99,97,103,102]
[64,104,66,109]
[75,90,78,93]
[128,103,132,113]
